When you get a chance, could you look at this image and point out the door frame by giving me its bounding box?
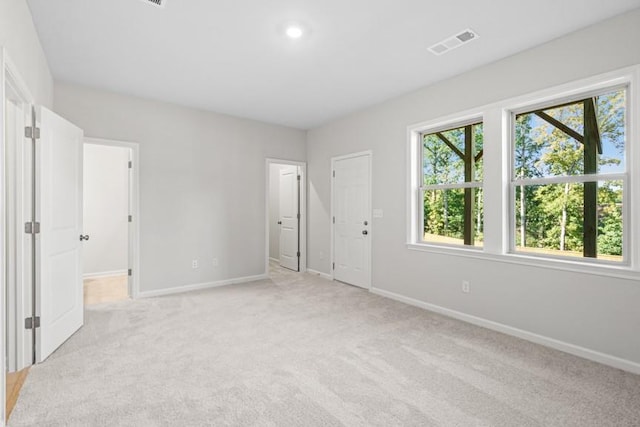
[1,47,35,426]
[84,138,141,299]
[330,150,373,289]
[264,158,307,274]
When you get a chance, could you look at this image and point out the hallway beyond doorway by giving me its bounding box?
[83,275,129,306]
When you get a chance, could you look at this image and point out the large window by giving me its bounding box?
[421,121,483,247]
[512,88,627,262]
[408,67,638,275]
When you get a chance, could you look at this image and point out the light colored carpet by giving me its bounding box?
[9,265,640,426]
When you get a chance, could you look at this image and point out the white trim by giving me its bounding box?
[371,286,640,375]
[407,126,419,245]
[306,268,333,280]
[1,47,38,427]
[83,270,128,280]
[512,173,627,187]
[8,55,33,372]
[3,52,34,104]
[406,242,640,281]
[84,137,141,299]
[264,158,307,276]
[0,47,7,427]
[505,78,631,116]
[2,49,36,402]
[137,274,269,299]
[422,181,483,191]
[330,150,372,289]
[410,111,484,137]
[330,150,373,162]
[628,66,640,272]
[269,257,279,263]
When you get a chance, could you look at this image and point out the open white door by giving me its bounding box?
[279,166,300,271]
[36,106,84,362]
[333,153,371,289]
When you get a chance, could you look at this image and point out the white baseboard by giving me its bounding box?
[306,268,333,280]
[269,257,279,263]
[370,287,640,375]
[138,274,269,299]
[83,270,128,279]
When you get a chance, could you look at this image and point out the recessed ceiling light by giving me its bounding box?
[285,25,304,39]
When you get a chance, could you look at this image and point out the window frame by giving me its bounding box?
[418,116,484,250]
[407,65,640,279]
[507,84,630,266]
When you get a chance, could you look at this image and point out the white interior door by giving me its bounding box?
[37,106,84,362]
[333,153,370,289]
[279,166,299,271]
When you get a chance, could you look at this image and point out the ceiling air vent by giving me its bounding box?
[141,0,165,7]
[428,28,479,56]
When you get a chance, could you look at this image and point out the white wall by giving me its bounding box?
[307,9,640,367]
[269,164,298,260]
[0,0,53,106]
[54,82,306,294]
[83,144,129,276]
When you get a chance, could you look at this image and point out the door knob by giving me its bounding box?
[79,235,90,241]
[277,221,282,225]
[362,230,368,235]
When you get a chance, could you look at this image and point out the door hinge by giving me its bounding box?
[25,316,40,329]
[24,221,40,234]
[297,251,301,258]
[297,175,301,181]
[25,126,40,139]
[128,269,133,276]
[332,170,335,178]
[128,215,133,222]
[332,216,335,224]
[332,262,335,270]
[128,161,132,169]
[297,213,300,220]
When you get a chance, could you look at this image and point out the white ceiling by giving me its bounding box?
[27,0,640,129]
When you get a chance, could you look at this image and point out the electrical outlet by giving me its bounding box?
[212,258,219,267]
[462,280,470,294]
[192,260,198,269]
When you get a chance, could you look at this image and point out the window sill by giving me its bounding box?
[406,243,640,281]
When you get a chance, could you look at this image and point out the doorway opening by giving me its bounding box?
[265,159,307,276]
[82,142,131,305]
[83,138,140,304]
